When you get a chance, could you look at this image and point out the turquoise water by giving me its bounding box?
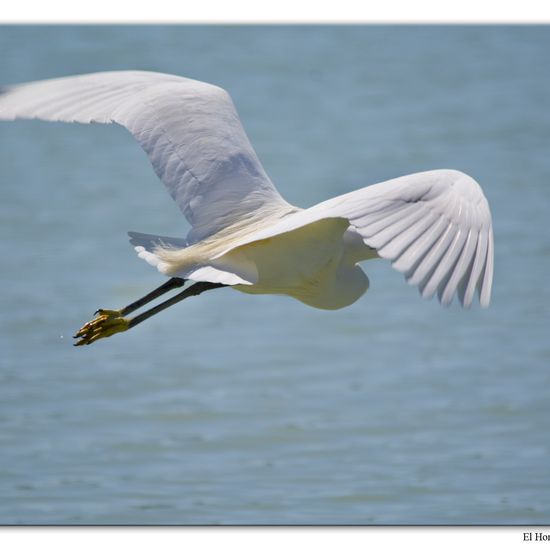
[0,25,549,525]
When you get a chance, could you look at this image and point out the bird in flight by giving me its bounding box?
[0,71,494,346]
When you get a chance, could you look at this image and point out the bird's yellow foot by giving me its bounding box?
[73,309,130,346]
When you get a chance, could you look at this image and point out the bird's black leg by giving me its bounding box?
[128,281,226,329]
[115,277,186,316]
[73,280,226,346]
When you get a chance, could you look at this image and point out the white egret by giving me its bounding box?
[0,71,494,346]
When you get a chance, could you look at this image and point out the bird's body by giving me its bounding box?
[189,217,373,310]
[0,70,494,344]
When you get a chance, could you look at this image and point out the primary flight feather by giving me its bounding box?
[0,71,494,345]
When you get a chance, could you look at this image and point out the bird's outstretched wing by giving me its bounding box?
[0,71,292,242]
[218,170,494,308]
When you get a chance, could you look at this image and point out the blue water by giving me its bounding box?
[0,25,549,525]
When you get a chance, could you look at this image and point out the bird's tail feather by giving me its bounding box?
[128,231,253,286]
[128,231,189,251]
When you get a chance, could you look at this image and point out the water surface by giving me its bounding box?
[0,25,549,524]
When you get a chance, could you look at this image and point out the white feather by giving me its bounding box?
[0,71,494,309]
[0,71,293,243]
[211,169,494,308]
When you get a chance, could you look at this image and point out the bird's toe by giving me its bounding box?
[73,309,129,346]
